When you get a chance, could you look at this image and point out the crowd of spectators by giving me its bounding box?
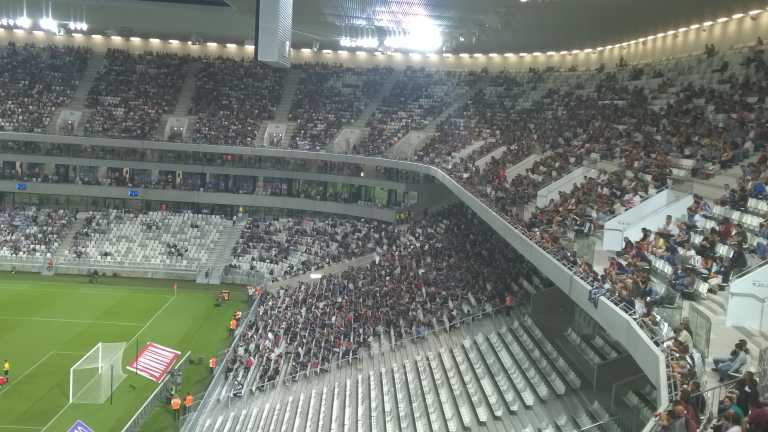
[357,68,478,155]
[289,64,392,151]
[84,49,191,139]
[230,216,394,280]
[0,43,91,133]
[224,205,536,389]
[190,57,284,146]
[0,208,74,258]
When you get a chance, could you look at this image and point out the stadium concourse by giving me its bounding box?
[2,19,768,432]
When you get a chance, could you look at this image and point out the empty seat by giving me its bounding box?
[415,355,451,432]
[461,338,504,417]
[256,403,272,432]
[487,332,536,407]
[292,392,308,432]
[330,383,341,432]
[344,379,353,432]
[499,327,551,400]
[317,386,330,432]
[426,352,464,431]
[357,374,371,432]
[519,316,581,389]
[435,350,473,428]
[510,319,567,395]
[403,361,430,432]
[368,371,381,432]
[475,334,520,412]
[268,403,282,432]
[381,368,397,432]
[280,397,295,432]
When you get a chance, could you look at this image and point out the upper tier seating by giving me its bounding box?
[84,49,191,139]
[0,43,90,133]
[190,58,285,146]
[289,64,393,151]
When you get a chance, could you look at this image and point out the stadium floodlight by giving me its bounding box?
[70,342,127,404]
[39,17,58,33]
[16,16,31,29]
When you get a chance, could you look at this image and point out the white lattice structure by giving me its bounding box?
[63,211,228,270]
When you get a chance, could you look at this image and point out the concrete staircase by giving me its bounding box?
[274,70,304,122]
[385,76,488,160]
[352,69,402,128]
[68,54,105,110]
[196,220,246,285]
[173,62,202,116]
[47,108,64,134]
[56,217,86,258]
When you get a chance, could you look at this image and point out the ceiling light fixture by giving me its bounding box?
[716,17,729,23]
[701,21,714,27]
[749,10,763,15]
[732,13,745,19]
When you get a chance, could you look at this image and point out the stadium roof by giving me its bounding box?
[1,0,764,52]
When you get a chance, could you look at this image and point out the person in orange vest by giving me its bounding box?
[234,309,242,322]
[170,394,181,421]
[229,317,237,337]
[183,392,193,415]
[208,355,217,375]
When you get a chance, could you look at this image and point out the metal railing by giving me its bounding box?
[121,350,192,432]
[184,302,516,429]
[644,377,741,432]
[264,304,512,390]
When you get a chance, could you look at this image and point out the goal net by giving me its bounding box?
[69,342,127,404]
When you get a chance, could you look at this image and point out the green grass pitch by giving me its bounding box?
[0,272,246,432]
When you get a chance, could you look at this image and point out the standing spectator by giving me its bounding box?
[170,394,181,421]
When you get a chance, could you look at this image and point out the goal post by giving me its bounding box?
[69,342,127,404]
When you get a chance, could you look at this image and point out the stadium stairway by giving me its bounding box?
[352,69,402,128]
[68,54,105,110]
[196,219,247,284]
[173,62,203,116]
[55,215,87,259]
[274,70,304,122]
[385,76,490,160]
[194,312,618,432]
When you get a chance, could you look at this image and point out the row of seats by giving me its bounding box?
[564,328,612,365]
[198,324,602,432]
[63,211,228,270]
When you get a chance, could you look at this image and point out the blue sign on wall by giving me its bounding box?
[128,190,140,198]
[67,420,94,432]
[15,183,27,191]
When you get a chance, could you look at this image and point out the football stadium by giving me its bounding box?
[2,0,768,431]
